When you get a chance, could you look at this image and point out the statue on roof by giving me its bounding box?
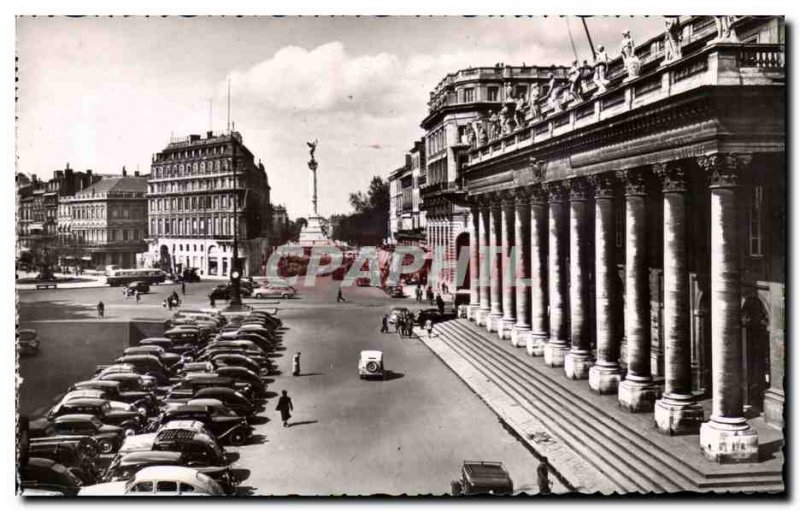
[620,29,641,80]
[664,17,683,62]
[306,139,318,162]
[593,45,610,92]
[713,16,738,42]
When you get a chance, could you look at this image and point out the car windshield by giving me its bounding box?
[90,416,103,428]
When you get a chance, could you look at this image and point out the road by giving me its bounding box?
[18,277,540,495]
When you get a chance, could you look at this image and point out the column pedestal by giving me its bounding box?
[527,333,548,357]
[618,378,660,413]
[467,304,481,322]
[655,394,705,435]
[476,308,489,326]
[699,418,759,464]
[510,327,531,348]
[544,342,570,367]
[564,352,593,380]
[763,388,785,429]
[589,364,622,395]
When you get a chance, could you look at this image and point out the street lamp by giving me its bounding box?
[227,132,243,309]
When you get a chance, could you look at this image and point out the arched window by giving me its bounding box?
[200,161,205,173]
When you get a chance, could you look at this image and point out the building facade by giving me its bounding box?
[145,131,271,278]
[60,170,148,268]
[420,63,569,291]
[388,140,427,247]
[427,16,784,463]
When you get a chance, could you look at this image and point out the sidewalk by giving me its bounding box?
[16,271,108,290]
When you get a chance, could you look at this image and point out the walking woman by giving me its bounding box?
[275,390,294,428]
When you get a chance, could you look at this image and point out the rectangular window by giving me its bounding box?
[463,88,475,103]
[749,185,763,256]
[487,86,499,102]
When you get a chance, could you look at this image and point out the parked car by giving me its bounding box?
[251,285,296,299]
[152,428,229,468]
[182,268,201,282]
[358,350,385,380]
[48,398,145,435]
[390,286,405,298]
[414,308,449,327]
[70,380,157,416]
[47,414,126,454]
[18,329,41,356]
[158,405,250,445]
[103,450,236,494]
[79,465,225,496]
[113,355,170,385]
[124,281,151,294]
[139,337,195,356]
[123,346,183,372]
[192,387,256,419]
[451,460,513,495]
[28,440,102,485]
[19,458,84,496]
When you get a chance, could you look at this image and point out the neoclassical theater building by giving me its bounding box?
[422,15,784,466]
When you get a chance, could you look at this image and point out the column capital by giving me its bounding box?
[588,172,618,199]
[568,177,591,201]
[513,187,532,207]
[499,190,517,209]
[617,168,649,196]
[544,181,569,203]
[653,161,688,193]
[529,184,548,205]
[697,153,752,189]
[529,157,547,183]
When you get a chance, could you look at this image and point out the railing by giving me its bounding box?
[739,44,784,69]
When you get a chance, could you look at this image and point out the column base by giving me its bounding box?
[486,313,503,333]
[618,378,660,413]
[498,318,516,340]
[457,305,469,319]
[543,342,569,367]
[654,394,704,435]
[564,351,593,380]
[526,334,548,357]
[510,326,531,348]
[475,308,490,326]
[699,417,759,464]
[588,364,622,394]
[466,304,481,322]
[763,388,785,429]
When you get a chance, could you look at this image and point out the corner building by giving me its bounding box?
[424,15,785,467]
[145,131,271,278]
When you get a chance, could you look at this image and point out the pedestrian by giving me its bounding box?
[425,318,433,337]
[167,296,173,310]
[292,352,301,376]
[436,293,445,315]
[380,314,389,333]
[336,287,346,303]
[97,301,105,319]
[181,281,186,295]
[275,390,294,428]
[397,317,405,338]
[426,286,434,305]
[162,298,167,309]
[135,290,141,304]
[209,295,216,308]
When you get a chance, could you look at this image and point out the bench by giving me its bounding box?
[35,283,58,290]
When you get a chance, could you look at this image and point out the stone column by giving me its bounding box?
[698,153,758,463]
[527,186,549,356]
[476,203,492,326]
[565,178,593,379]
[487,198,504,332]
[544,183,570,367]
[618,169,660,412]
[499,194,517,339]
[654,162,704,435]
[588,173,622,394]
[511,190,532,347]
[467,205,481,320]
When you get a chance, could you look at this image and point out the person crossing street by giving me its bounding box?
[97,301,105,319]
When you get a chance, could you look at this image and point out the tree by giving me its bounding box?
[332,176,389,246]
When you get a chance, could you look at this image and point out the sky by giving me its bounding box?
[16,15,666,218]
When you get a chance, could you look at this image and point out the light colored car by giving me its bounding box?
[78,465,225,496]
[252,285,296,299]
[358,350,385,380]
[53,390,139,415]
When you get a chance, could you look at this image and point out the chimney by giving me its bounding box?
[122,166,127,177]
[207,131,214,139]
[134,171,140,177]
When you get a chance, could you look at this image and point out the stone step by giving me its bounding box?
[436,322,690,493]
[436,319,783,493]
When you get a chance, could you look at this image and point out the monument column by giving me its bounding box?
[544,182,570,367]
[527,185,549,356]
[476,200,492,326]
[487,196,504,333]
[654,161,704,435]
[698,153,759,462]
[467,204,481,320]
[565,178,593,379]
[618,168,660,412]
[512,189,532,347]
[588,173,623,393]
[499,193,517,339]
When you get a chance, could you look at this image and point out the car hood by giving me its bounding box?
[98,424,124,435]
[78,481,127,496]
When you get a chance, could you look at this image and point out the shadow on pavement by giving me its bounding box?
[296,372,324,377]
[235,485,256,496]
[289,420,318,428]
[226,452,241,463]
[381,370,405,381]
[247,434,269,445]
[249,416,270,425]
[759,439,783,461]
[18,297,102,322]
[231,468,251,483]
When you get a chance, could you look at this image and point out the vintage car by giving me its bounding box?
[69,379,158,415]
[251,285,296,299]
[158,405,250,445]
[236,324,275,341]
[18,329,41,356]
[358,350,385,380]
[179,361,216,376]
[123,346,183,372]
[192,387,256,419]
[28,440,102,485]
[113,355,170,384]
[201,345,269,365]
[214,366,265,394]
[138,337,195,356]
[207,339,266,356]
[103,450,237,494]
[124,281,151,294]
[79,465,225,496]
[450,460,514,496]
[210,353,264,375]
[53,390,145,417]
[414,308,450,327]
[152,428,229,468]
[164,328,203,349]
[19,457,84,496]
[93,372,161,401]
[48,398,145,435]
[48,414,125,454]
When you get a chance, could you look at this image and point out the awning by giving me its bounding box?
[81,256,93,261]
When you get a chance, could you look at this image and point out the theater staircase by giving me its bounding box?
[427,319,784,494]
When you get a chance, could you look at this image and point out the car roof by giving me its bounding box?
[188,399,223,407]
[120,450,183,465]
[61,398,107,406]
[166,405,208,414]
[73,380,120,389]
[119,433,157,453]
[161,420,206,431]
[361,350,383,358]
[133,465,206,483]
[194,387,236,396]
[54,414,96,423]
[463,461,511,483]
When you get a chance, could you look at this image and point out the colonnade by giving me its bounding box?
[463,154,759,463]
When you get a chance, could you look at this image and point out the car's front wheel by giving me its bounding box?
[98,439,115,454]
[228,431,246,446]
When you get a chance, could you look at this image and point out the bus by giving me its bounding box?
[107,268,167,287]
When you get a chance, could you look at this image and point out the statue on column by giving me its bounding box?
[306,139,318,162]
[527,82,541,119]
[593,44,610,92]
[620,29,641,80]
[664,17,683,63]
[514,93,527,128]
[712,15,738,42]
